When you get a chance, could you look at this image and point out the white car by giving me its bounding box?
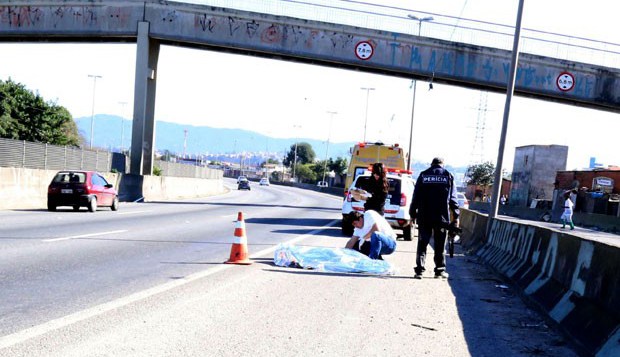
[259,178,270,186]
[341,168,415,240]
[317,181,328,188]
[456,193,469,209]
[237,175,247,184]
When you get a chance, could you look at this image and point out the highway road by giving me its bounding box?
[0,179,579,356]
[0,178,341,335]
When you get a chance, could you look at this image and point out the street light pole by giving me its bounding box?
[406,15,433,170]
[292,124,301,182]
[118,101,127,152]
[88,74,102,150]
[323,111,337,184]
[360,87,375,142]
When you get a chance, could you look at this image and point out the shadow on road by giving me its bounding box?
[444,244,576,356]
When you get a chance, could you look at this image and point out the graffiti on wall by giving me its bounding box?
[0,5,133,28]
[0,3,600,97]
[0,6,43,27]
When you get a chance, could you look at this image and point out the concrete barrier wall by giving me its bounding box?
[0,167,119,210]
[0,167,224,209]
[460,209,620,356]
[141,175,224,201]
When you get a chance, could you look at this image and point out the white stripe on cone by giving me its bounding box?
[232,219,247,244]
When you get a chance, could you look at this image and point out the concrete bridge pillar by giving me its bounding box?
[130,21,160,175]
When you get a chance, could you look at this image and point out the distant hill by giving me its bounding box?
[74,114,356,160]
[74,115,468,176]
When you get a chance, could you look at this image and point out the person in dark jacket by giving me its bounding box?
[359,162,389,215]
[409,157,460,279]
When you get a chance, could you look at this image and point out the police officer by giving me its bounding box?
[409,157,460,279]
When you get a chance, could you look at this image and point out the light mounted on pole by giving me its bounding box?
[322,111,337,185]
[118,101,127,152]
[360,87,375,142]
[88,74,102,150]
[292,124,301,182]
[405,14,433,171]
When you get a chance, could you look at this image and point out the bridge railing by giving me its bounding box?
[191,0,620,68]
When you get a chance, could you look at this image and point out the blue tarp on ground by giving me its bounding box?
[273,244,395,275]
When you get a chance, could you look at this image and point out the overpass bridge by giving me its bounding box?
[0,0,618,175]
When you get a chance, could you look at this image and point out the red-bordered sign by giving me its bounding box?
[355,41,374,60]
[556,72,575,92]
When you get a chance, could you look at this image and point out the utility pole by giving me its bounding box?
[323,111,337,184]
[88,74,102,149]
[292,124,301,182]
[360,87,375,142]
[405,14,433,170]
[488,0,526,234]
[118,101,127,152]
[183,129,188,158]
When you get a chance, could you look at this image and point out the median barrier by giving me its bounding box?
[460,209,620,356]
[0,167,118,210]
[0,167,225,209]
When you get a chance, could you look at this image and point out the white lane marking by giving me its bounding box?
[2,219,339,348]
[43,230,128,243]
[221,214,238,219]
[117,210,151,215]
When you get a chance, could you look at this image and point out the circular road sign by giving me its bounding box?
[355,41,374,60]
[557,72,575,92]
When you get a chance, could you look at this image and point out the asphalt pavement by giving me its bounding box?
[0,225,579,356]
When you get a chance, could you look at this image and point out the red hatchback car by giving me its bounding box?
[47,171,119,212]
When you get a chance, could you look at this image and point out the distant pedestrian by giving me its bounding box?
[409,157,460,279]
[560,191,575,230]
[500,195,507,205]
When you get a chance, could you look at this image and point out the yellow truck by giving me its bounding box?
[343,142,406,196]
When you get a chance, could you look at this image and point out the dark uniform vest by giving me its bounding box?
[409,165,460,227]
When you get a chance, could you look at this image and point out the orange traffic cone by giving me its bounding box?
[225,211,252,265]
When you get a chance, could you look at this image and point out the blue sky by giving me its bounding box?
[0,0,618,170]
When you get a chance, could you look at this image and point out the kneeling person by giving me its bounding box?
[345,211,397,259]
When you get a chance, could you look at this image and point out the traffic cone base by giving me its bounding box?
[225,211,252,265]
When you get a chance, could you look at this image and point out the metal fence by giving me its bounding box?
[0,137,222,179]
[0,137,116,172]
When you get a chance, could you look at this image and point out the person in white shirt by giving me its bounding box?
[345,210,397,259]
[560,190,575,230]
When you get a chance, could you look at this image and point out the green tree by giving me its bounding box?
[270,170,283,182]
[283,142,315,167]
[329,157,348,175]
[466,161,495,186]
[312,157,345,182]
[261,158,280,167]
[312,160,328,182]
[0,79,79,146]
[293,163,316,183]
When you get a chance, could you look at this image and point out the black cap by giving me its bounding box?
[431,157,444,165]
